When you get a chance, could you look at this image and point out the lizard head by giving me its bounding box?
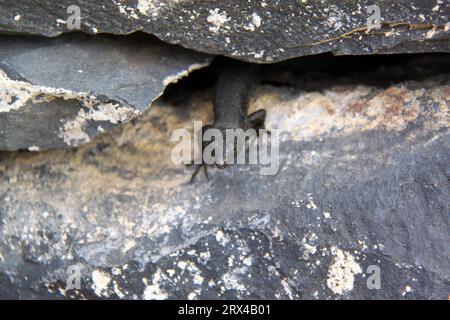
[201,125,243,169]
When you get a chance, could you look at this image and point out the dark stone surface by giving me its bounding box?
[0,33,211,151]
[0,0,448,62]
[0,56,448,299]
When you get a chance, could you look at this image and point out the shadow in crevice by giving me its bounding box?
[161,52,450,104]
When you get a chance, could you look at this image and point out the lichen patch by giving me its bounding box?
[326,247,362,295]
[207,8,230,33]
[162,62,210,86]
[0,70,87,113]
[91,270,111,297]
[0,69,141,147]
[58,102,139,146]
[142,269,169,300]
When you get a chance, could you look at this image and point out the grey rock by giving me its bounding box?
[0,33,211,151]
[0,56,448,299]
[0,0,448,62]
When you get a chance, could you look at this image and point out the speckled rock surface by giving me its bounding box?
[0,0,448,62]
[0,33,211,151]
[0,55,448,299]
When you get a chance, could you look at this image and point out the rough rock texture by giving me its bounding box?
[0,33,211,151]
[0,55,448,299]
[0,0,448,62]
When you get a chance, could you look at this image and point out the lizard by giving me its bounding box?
[189,59,267,183]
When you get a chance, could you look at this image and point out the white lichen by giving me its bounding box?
[244,12,262,31]
[207,8,230,33]
[306,193,318,210]
[91,270,111,297]
[0,70,85,113]
[142,269,169,300]
[327,247,362,295]
[59,103,139,146]
[215,229,230,246]
[0,69,140,147]
[162,62,210,86]
[221,267,248,293]
[137,0,154,15]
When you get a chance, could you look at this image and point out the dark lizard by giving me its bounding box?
[190,60,267,182]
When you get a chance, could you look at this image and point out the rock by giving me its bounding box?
[0,33,211,151]
[0,0,448,62]
[0,55,448,299]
